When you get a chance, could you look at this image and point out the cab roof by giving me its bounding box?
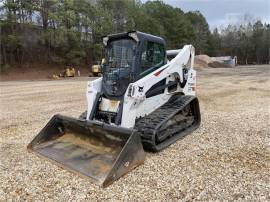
[103,31,165,46]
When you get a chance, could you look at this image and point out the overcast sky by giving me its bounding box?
[145,0,270,29]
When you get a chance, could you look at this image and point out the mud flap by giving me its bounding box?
[27,114,145,187]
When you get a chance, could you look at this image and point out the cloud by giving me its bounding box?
[154,0,270,29]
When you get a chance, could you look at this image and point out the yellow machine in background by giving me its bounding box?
[52,67,76,79]
[64,67,76,77]
[91,58,104,76]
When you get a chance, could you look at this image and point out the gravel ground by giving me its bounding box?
[0,65,270,201]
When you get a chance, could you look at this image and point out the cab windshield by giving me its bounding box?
[102,38,137,97]
[105,39,136,70]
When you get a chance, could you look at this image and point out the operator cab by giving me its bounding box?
[102,31,166,99]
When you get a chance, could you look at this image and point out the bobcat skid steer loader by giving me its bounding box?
[28,31,201,187]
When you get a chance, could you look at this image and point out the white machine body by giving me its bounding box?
[86,45,197,128]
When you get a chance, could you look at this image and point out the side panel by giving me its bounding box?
[86,78,102,120]
[183,69,197,96]
[121,45,196,128]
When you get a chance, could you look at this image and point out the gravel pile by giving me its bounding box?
[208,60,232,68]
[195,55,233,69]
[1,65,270,201]
[194,56,208,69]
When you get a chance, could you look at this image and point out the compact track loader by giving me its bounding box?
[28,31,201,187]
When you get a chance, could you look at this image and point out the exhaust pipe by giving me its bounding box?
[27,114,145,187]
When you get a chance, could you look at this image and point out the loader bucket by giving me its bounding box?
[27,114,145,187]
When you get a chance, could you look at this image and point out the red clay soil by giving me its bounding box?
[0,64,91,81]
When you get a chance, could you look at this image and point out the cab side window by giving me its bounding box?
[141,41,165,72]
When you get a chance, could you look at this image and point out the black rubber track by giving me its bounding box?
[134,94,201,152]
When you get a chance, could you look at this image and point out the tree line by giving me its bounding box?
[0,0,269,71]
[211,21,270,64]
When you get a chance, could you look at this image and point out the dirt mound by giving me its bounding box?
[194,55,214,69]
[194,56,209,69]
[196,55,213,64]
[208,61,232,68]
[194,54,232,69]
